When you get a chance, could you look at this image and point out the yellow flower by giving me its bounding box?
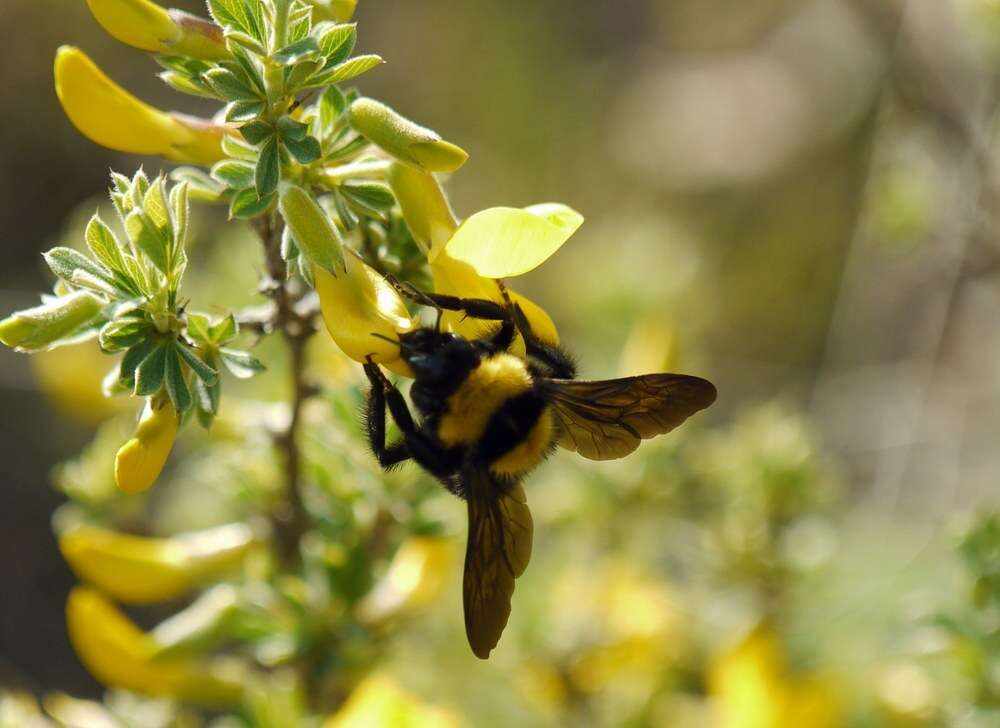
[60,523,255,604]
[66,587,244,706]
[356,536,454,624]
[114,398,179,494]
[389,163,582,347]
[310,0,358,22]
[42,693,121,728]
[54,46,227,165]
[708,625,844,728]
[85,0,228,59]
[324,674,461,728]
[350,99,469,174]
[31,342,126,425]
[618,315,680,377]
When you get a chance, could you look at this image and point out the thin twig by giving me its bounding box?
[252,213,318,564]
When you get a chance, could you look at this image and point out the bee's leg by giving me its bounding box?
[495,281,577,379]
[363,361,456,478]
[384,275,508,321]
[363,364,411,469]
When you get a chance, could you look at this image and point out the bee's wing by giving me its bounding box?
[462,469,533,659]
[543,374,717,461]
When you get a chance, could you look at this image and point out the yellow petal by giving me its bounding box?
[114,399,179,494]
[325,674,460,728]
[310,0,358,22]
[32,341,127,425]
[314,253,416,376]
[387,163,458,257]
[431,252,559,346]
[66,587,244,706]
[442,204,583,279]
[86,0,228,59]
[349,98,468,173]
[617,315,679,377]
[42,693,122,728]
[356,536,454,624]
[54,46,226,164]
[60,523,255,604]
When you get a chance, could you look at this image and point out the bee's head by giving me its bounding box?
[397,327,478,384]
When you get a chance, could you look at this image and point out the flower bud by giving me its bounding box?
[279,184,346,275]
[387,163,458,258]
[85,0,228,60]
[60,523,255,604]
[313,252,415,377]
[349,98,468,173]
[66,587,244,706]
[0,291,103,352]
[55,46,227,164]
[114,398,179,494]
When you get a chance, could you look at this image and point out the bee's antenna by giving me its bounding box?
[370,332,402,347]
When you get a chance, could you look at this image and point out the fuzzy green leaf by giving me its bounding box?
[164,346,193,413]
[219,348,265,379]
[212,160,256,190]
[176,343,219,386]
[255,138,280,198]
[134,341,168,396]
[229,188,276,219]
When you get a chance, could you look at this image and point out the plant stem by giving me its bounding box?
[254,213,316,564]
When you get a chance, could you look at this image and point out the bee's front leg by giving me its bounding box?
[363,360,457,478]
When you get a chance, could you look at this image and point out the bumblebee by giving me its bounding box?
[363,280,716,658]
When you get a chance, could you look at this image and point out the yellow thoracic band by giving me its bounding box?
[437,353,533,447]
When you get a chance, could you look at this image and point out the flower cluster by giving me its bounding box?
[0,0,585,720]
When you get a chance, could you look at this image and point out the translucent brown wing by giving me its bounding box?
[543,374,717,461]
[462,470,533,659]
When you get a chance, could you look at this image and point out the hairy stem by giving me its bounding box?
[254,213,316,564]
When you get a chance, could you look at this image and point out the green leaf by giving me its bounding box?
[319,85,347,132]
[226,100,267,123]
[278,185,345,274]
[143,178,173,237]
[204,68,259,101]
[176,344,219,385]
[221,134,259,161]
[288,0,313,43]
[228,48,266,96]
[274,38,320,65]
[135,341,168,396]
[255,138,280,198]
[170,167,227,202]
[340,181,395,213]
[159,71,216,99]
[277,116,309,141]
[99,318,151,352]
[186,312,213,344]
[315,22,356,64]
[119,337,156,387]
[85,215,125,274]
[283,134,322,164]
[442,204,584,278]
[220,348,265,379]
[224,29,266,55]
[125,210,170,274]
[229,188,276,219]
[44,247,111,286]
[209,315,238,344]
[309,54,384,87]
[240,120,274,146]
[165,346,193,413]
[212,160,256,190]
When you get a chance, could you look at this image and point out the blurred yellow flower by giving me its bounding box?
[356,536,454,624]
[54,46,227,164]
[31,341,124,425]
[389,164,578,347]
[618,315,680,377]
[66,587,244,706]
[0,691,50,728]
[114,398,179,494]
[85,0,228,59]
[311,0,358,22]
[42,693,121,728]
[60,523,255,604]
[709,626,844,728]
[324,674,460,728]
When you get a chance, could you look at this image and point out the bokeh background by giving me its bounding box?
[3,0,1000,725]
